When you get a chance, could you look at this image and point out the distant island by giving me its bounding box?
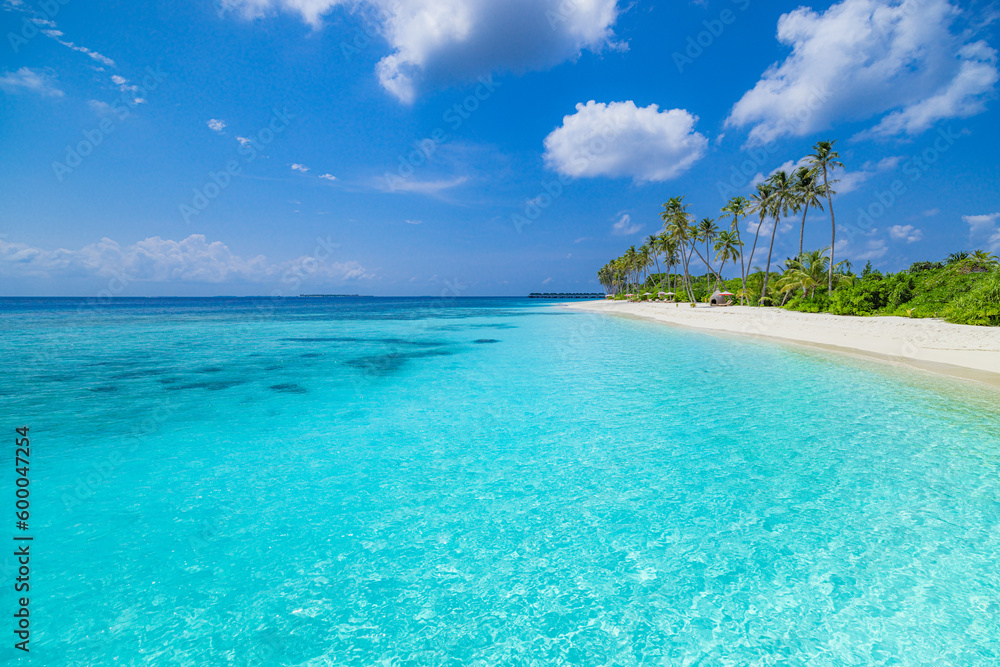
[298,294,365,297]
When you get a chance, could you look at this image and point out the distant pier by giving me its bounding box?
[528,293,604,299]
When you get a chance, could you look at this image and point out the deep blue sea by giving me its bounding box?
[2,297,1000,665]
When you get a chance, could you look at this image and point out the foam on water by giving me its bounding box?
[2,297,999,665]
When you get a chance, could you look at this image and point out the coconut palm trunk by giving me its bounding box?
[825,169,836,291]
[798,202,810,259]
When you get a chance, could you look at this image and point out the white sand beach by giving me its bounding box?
[564,300,1000,386]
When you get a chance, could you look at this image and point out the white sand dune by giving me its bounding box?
[563,300,1000,386]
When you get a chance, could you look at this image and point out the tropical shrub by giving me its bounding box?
[909,261,944,272]
[829,272,888,315]
[945,271,1000,325]
[785,291,831,313]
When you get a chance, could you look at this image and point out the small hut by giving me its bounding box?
[709,291,734,306]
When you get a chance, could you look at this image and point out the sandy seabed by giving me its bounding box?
[563,300,1000,386]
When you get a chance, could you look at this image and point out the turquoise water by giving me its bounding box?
[3,297,1000,665]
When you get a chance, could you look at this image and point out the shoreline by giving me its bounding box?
[562,300,1000,387]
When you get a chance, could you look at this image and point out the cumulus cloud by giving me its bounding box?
[963,212,1000,252]
[837,237,888,261]
[207,118,227,133]
[0,67,64,97]
[889,224,922,242]
[543,101,708,182]
[220,0,622,102]
[726,0,998,144]
[318,173,337,181]
[0,234,370,284]
[611,213,640,236]
[291,163,310,172]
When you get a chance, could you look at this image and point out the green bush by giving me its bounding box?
[829,273,888,315]
[909,261,944,272]
[785,291,831,313]
[945,271,1000,325]
[888,275,915,307]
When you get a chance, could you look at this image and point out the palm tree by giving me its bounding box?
[747,183,773,305]
[661,197,697,302]
[947,251,970,264]
[638,243,653,293]
[776,248,831,303]
[658,235,680,295]
[714,230,743,294]
[971,249,1000,266]
[807,140,843,291]
[760,170,797,305]
[720,196,750,304]
[792,166,826,259]
[647,234,663,289]
[695,217,721,294]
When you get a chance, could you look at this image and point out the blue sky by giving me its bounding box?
[1,0,998,296]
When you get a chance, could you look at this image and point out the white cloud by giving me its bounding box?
[220,0,622,103]
[543,100,707,182]
[382,175,468,195]
[207,118,227,133]
[726,0,998,144]
[837,237,888,261]
[541,277,553,285]
[404,219,423,225]
[963,212,1000,233]
[611,213,640,236]
[291,163,310,172]
[922,208,940,217]
[236,136,252,147]
[754,154,901,193]
[888,224,922,242]
[318,173,337,181]
[0,234,370,284]
[41,30,115,67]
[0,67,64,97]
[963,212,1000,252]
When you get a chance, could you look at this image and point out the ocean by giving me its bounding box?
[3,297,999,665]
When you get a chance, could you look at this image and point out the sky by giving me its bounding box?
[1,0,999,296]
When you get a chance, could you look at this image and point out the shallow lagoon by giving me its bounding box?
[3,297,999,665]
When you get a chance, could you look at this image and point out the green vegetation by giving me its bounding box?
[596,138,1000,326]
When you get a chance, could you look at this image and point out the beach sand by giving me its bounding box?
[563,300,1000,386]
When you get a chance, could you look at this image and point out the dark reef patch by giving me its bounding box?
[281,336,447,348]
[269,383,307,394]
[300,352,324,358]
[90,385,118,393]
[165,379,246,391]
[473,339,501,344]
[345,348,453,375]
[110,368,169,380]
